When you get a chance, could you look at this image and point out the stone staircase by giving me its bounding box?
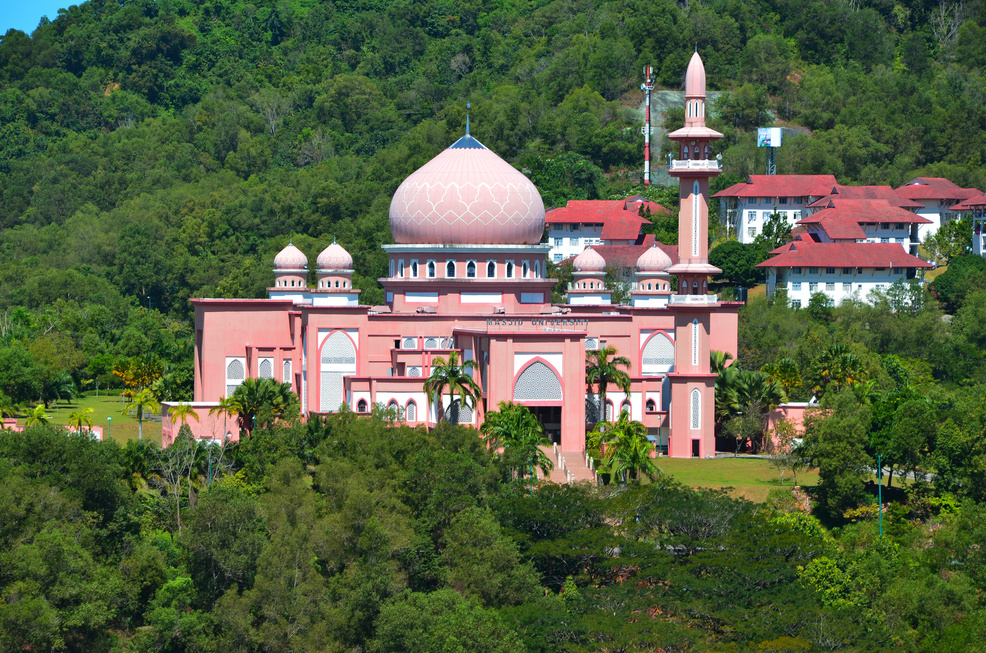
[537,444,598,485]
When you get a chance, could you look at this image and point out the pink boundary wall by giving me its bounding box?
[766,402,810,450]
[162,403,242,447]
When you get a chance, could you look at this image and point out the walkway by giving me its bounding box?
[537,445,598,484]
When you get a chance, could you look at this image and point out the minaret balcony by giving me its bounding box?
[669,159,722,171]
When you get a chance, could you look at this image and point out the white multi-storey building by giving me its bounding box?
[796,199,930,256]
[895,177,982,242]
[953,191,986,257]
[758,241,931,307]
[545,196,669,262]
[714,175,837,244]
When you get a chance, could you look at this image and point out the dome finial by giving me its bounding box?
[466,101,471,136]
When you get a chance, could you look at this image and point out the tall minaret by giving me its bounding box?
[665,51,724,459]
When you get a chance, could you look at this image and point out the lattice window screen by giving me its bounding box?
[321,372,344,412]
[226,359,244,380]
[408,366,421,377]
[283,360,292,383]
[585,396,600,423]
[227,385,238,396]
[605,402,614,421]
[621,400,631,417]
[425,338,438,349]
[691,389,701,429]
[388,400,399,411]
[259,359,273,379]
[513,361,562,401]
[692,320,699,366]
[405,402,416,421]
[585,338,598,351]
[642,335,674,375]
[402,337,417,350]
[445,400,472,425]
[322,333,356,365]
[441,338,453,349]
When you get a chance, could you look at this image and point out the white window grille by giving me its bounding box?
[605,401,614,422]
[357,399,368,412]
[407,366,421,377]
[226,358,245,396]
[641,334,674,375]
[585,337,598,351]
[792,282,802,291]
[444,400,472,425]
[446,261,455,277]
[283,360,292,383]
[690,389,701,429]
[691,320,699,367]
[646,398,657,412]
[621,400,631,417]
[513,361,562,401]
[258,358,273,379]
[320,332,356,412]
[425,337,438,349]
[405,401,416,421]
[402,337,417,350]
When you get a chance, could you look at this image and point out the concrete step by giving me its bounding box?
[537,446,598,485]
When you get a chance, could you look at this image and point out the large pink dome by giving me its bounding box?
[389,135,545,245]
[274,243,308,270]
[317,242,353,270]
[637,245,672,273]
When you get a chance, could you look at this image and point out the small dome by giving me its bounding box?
[389,134,545,245]
[637,245,672,273]
[317,242,353,270]
[573,247,606,273]
[274,243,308,270]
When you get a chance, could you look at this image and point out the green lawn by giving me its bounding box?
[12,392,162,445]
[655,456,816,502]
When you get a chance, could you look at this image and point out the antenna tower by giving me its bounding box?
[641,65,655,186]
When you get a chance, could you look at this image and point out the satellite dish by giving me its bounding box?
[716,153,722,161]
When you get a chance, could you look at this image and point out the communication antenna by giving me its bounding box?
[757,127,782,175]
[641,65,655,186]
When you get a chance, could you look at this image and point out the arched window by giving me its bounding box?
[683,145,689,158]
[321,331,357,413]
[648,283,652,290]
[444,399,472,425]
[387,399,400,416]
[487,261,496,277]
[405,401,416,421]
[621,400,631,417]
[646,398,657,413]
[427,261,436,278]
[283,360,292,383]
[691,389,701,430]
[335,280,339,288]
[522,261,529,278]
[227,360,244,380]
[398,260,404,277]
[705,145,711,159]
[259,359,273,379]
[411,260,418,278]
[605,401,614,422]
[506,262,514,278]
[357,399,368,412]
[513,361,563,401]
[641,333,675,375]
[534,261,541,278]
[446,261,455,278]
[467,261,476,278]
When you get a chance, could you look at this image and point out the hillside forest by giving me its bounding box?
[5,1,986,650]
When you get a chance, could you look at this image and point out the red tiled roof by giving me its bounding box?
[895,177,982,201]
[757,241,932,269]
[952,192,986,211]
[545,198,656,241]
[799,199,931,225]
[808,186,923,209]
[712,175,838,199]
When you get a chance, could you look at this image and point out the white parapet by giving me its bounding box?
[668,294,720,305]
[670,159,722,171]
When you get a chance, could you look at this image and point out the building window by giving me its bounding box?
[842,268,852,274]
[357,399,368,412]
[809,267,818,274]
[779,196,788,204]
[605,401,614,422]
[534,261,540,277]
[895,223,905,230]
[825,267,835,274]
[621,400,631,418]
[427,261,436,278]
[466,261,476,278]
[809,282,818,292]
[747,211,756,222]
[791,299,802,309]
[387,400,400,417]
[506,261,514,278]
[793,210,801,220]
[826,282,835,291]
[405,401,416,421]
[522,261,529,278]
[410,260,418,278]
[792,282,802,291]
[487,261,496,277]
[569,237,578,246]
[446,261,455,277]
[748,227,756,238]
[398,260,404,277]
[893,267,903,274]
[762,211,772,220]
[283,360,292,383]
[843,282,852,291]
[646,398,657,413]
[553,253,562,262]
[570,224,578,232]
[793,267,802,274]
[690,389,701,430]
[881,237,889,243]
[554,238,562,246]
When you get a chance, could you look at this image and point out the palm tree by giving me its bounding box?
[809,344,865,397]
[585,346,631,424]
[229,378,300,436]
[716,368,787,453]
[169,403,200,434]
[0,392,19,421]
[604,412,660,482]
[423,351,481,426]
[128,388,161,442]
[481,401,553,483]
[209,395,237,442]
[67,407,95,434]
[710,350,734,375]
[25,404,52,427]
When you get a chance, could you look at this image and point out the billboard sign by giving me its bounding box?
[757,127,782,148]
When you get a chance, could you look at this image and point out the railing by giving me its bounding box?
[668,294,719,305]
[670,159,722,171]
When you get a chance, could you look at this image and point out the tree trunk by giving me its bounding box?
[886,466,894,489]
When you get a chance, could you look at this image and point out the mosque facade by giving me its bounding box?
[187,52,739,458]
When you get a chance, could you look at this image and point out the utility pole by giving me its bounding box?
[641,65,654,186]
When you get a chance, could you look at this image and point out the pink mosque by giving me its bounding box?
[176,52,740,459]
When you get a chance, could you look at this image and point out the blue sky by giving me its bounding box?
[0,1,70,35]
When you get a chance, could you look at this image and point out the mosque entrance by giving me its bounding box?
[530,406,562,445]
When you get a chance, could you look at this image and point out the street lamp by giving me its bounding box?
[107,416,112,440]
[147,296,151,311]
